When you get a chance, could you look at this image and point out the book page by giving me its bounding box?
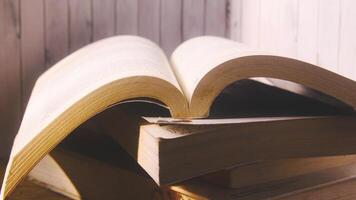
[171,36,356,117]
[171,36,254,103]
[1,36,188,198]
[12,36,182,156]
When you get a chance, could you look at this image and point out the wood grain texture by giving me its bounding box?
[228,0,242,40]
[160,0,182,55]
[69,0,92,52]
[116,0,138,34]
[138,0,160,43]
[205,0,227,37]
[182,0,205,40]
[297,0,319,64]
[240,0,260,47]
[0,0,21,158]
[20,0,46,108]
[338,0,356,80]
[92,0,115,41]
[317,0,340,72]
[45,0,69,68]
[259,0,299,57]
[234,0,356,79]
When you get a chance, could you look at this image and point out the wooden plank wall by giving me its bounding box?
[0,0,22,159]
[231,0,356,80]
[0,0,228,158]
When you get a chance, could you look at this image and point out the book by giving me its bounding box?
[202,155,356,189]
[16,148,356,200]
[1,143,172,199]
[168,161,356,200]
[1,35,356,199]
[27,149,168,200]
[93,106,356,185]
[3,126,175,199]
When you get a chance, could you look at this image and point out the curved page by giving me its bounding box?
[171,36,356,116]
[0,36,188,198]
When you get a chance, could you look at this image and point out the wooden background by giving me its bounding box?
[1,0,356,158]
[235,0,356,80]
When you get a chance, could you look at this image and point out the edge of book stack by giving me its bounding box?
[3,106,356,199]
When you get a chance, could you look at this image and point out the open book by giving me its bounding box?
[1,35,356,199]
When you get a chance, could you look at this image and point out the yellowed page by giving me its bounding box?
[13,36,182,155]
[1,35,188,198]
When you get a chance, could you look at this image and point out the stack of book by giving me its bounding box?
[1,36,356,200]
